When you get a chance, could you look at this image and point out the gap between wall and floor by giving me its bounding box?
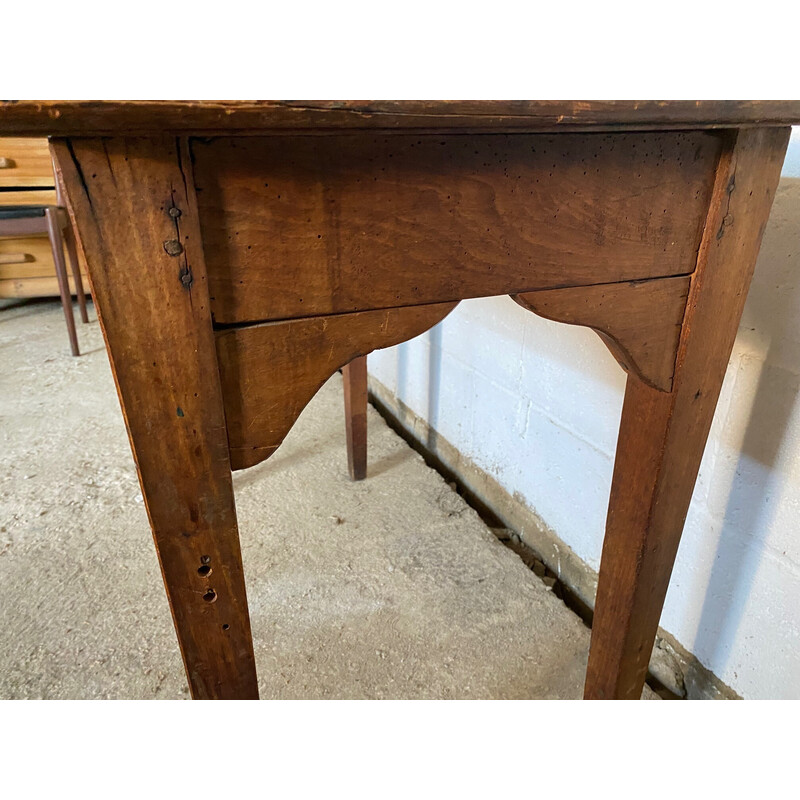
[367,376,740,701]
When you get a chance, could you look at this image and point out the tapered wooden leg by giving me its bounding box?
[342,355,368,481]
[585,127,791,699]
[45,207,79,356]
[63,218,89,323]
[52,137,259,699]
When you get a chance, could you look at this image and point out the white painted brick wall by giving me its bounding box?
[369,128,800,698]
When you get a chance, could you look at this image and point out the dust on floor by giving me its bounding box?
[0,298,652,699]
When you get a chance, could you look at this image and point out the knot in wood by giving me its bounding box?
[164,239,183,256]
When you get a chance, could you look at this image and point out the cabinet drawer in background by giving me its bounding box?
[0,188,58,206]
[0,235,88,299]
[0,138,54,188]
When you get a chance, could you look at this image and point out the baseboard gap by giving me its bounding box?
[367,378,738,700]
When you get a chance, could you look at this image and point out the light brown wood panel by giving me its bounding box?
[0,275,85,298]
[3,101,800,135]
[193,132,722,325]
[52,136,259,699]
[0,138,54,186]
[0,235,87,277]
[0,188,57,205]
[217,302,458,470]
[0,234,88,302]
[0,252,33,265]
[513,275,691,392]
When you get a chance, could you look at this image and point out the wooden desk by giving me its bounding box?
[3,101,799,699]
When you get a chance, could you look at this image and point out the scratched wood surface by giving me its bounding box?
[216,302,457,470]
[583,126,791,699]
[51,136,259,699]
[25,101,797,702]
[514,276,691,392]
[3,100,800,135]
[193,132,721,325]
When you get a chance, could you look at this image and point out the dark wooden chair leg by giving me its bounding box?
[63,219,89,323]
[45,207,79,356]
[584,127,790,699]
[342,355,368,481]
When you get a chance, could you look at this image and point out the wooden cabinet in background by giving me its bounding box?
[0,138,88,299]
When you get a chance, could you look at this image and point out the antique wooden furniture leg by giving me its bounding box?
[44,206,79,356]
[9,101,791,702]
[342,355,368,481]
[584,127,791,699]
[52,137,259,699]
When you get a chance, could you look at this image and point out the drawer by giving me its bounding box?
[0,275,85,298]
[0,233,88,298]
[0,188,57,206]
[0,138,54,187]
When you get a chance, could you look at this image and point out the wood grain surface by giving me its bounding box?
[51,136,259,699]
[216,302,457,470]
[514,276,691,392]
[194,132,721,324]
[583,126,791,699]
[2,100,800,135]
[31,103,795,701]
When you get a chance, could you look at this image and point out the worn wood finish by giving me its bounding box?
[15,102,797,701]
[584,126,791,700]
[3,101,800,136]
[513,275,691,392]
[51,136,259,699]
[194,132,721,324]
[217,302,457,470]
[342,356,368,481]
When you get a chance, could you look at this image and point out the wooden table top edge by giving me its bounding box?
[2,100,800,136]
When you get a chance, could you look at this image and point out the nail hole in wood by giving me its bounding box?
[198,565,212,577]
[222,624,230,631]
[203,589,217,603]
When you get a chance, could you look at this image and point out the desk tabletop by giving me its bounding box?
[2,100,800,136]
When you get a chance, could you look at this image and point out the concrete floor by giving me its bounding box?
[0,298,653,699]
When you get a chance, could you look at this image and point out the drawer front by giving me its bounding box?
[0,188,57,206]
[0,275,85,298]
[0,235,59,276]
[0,234,88,298]
[191,131,724,326]
[0,138,54,187]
